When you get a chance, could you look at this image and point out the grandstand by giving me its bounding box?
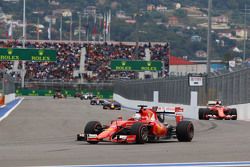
[0,40,169,83]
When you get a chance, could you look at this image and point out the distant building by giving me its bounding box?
[218,31,232,38]
[169,55,206,76]
[191,35,202,42]
[235,29,247,39]
[212,15,229,24]
[116,10,130,19]
[175,3,182,9]
[195,50,207,58]
[147,4,155,11]
[168,16,179,26]
[48,0,59,5]
[232,46,242,53]
[44,15,57,24]
[156,5,167,12]
[125,19,136,24]
[84,6,97,16]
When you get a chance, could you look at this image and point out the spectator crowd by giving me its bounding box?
[0,41,169,82]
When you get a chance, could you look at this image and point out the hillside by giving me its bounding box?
[0,0,249,60]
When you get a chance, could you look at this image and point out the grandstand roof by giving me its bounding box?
[169,55,195,65]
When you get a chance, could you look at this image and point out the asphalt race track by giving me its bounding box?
[0,97,250,167]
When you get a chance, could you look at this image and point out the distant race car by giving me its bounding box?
[102,100,121,110]
[199,100,237,120]
[77,105,194,144]
[80,93,94,100]
[90,97,104,105]
[74,92,83,98]
[53,91,67,99]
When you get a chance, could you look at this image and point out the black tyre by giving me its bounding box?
[199,108,208,120]
[130,122,148,144]
[84,121,102,144]
[199,108,209,120]
[198,108,205,120]
[230,108,237,120]
[176,121,194,142]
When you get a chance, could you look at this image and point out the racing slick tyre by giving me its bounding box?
[199,108,206,120]
[84,121,102,144]
[176,121,194,142]
[199,108,209,120]
[130,122,148,144]
[230,108,237,120]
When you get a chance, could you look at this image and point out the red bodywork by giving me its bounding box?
[85,107,183,143]
[205,104,237,120]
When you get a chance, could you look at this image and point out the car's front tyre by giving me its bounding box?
[84,121,102,144]
[130,122,148,144]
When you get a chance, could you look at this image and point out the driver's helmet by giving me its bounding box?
[133,113,141,121]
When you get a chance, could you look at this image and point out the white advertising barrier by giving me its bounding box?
[114,93,250,121]
[228,104,250,121]
[114,93,198,119]
[4,93,16,104]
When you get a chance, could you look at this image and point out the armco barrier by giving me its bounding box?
[114,93,250,121]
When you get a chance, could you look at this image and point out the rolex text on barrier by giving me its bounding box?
[0,48,56,62]
[111,60,163,71]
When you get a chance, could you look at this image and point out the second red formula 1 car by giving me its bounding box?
[199,100,237,120]
[77,105,194,144]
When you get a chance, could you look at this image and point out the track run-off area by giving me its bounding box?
[0,96,250,167]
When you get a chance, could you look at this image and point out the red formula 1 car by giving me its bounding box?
[77,105,194,144]
[199,100,237,120]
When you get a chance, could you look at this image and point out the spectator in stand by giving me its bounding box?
[0,41,169,81]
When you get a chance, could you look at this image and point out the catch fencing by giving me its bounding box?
[114,67,250,106]
[0,72,16,95]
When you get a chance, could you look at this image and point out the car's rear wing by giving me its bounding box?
[155,106,184,124]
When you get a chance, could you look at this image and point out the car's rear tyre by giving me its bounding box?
[230,108,237,120]
[130,122,148,144]
[84,121,102,144]
[176,121,194,142]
